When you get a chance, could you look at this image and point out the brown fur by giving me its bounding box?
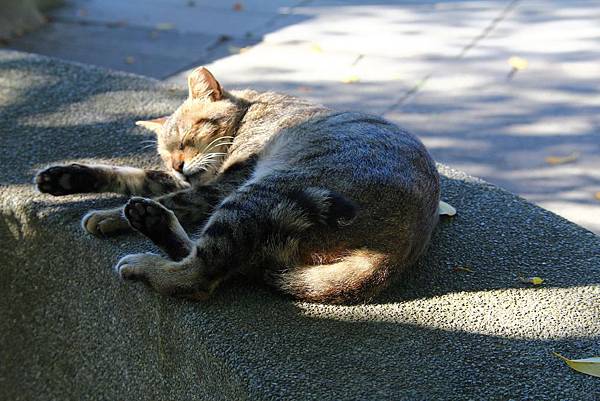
[35,66,441,304]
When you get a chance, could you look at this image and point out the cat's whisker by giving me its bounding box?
[202,136,235,153]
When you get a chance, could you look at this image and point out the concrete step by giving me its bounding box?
[1,50,598,400]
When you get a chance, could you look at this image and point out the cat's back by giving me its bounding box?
[265,110,438,195]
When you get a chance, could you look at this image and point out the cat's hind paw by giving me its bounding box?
[114,252,213,300]
[124,197,171,235]
[124,197,192,261]
[35,164,100,196]
[82,209,130,237]
[115,252,166,281]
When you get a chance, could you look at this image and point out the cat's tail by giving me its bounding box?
[274,249,393,304]
[267,188,394,304]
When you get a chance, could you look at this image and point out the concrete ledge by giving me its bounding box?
[0,0,62,39]
[1,50,599,400]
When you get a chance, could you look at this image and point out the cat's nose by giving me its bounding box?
[172,159,185,173]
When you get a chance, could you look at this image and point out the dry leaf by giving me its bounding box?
[155,22,175,31]
[124,56,135,64]
[341,75,360,84]
[553,353,600,377]
[545,152,580,165]
[310,43,323,53]
[453,266,474,273]
[438,201,456,216]
[594,192,600,201]
[519,276,544,285]
[508,56,528,70]
[233,2,243,11]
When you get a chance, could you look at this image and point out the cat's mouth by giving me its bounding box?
[182,154,224,178]
[172,169,189,182]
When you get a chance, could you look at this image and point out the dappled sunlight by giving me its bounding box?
[296,285,600,340]
[18,89,185,129]
[165,0,600,233]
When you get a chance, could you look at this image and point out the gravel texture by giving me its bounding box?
[1,50,599,401]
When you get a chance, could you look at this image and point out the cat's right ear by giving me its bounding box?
[135,117,168,133]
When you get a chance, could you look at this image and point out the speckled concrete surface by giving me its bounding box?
[1,50,599,400]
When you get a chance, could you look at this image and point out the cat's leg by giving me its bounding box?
[124,197,194,261]
[35,163,188,197]
[83,155,256,237]
[82,185,220,237]
[81,207,131,237]
[114,182,356,300]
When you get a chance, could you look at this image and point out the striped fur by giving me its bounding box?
[36,163,189,197]
[37,66,441,304]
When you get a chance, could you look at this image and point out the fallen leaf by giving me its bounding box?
[545,151,580,165]
[594,192,600,201]
[438,201,456,216]
[233,2,243,11]
[228,46,250,54]
[553,353,600,378]
[155,22,175,31]
[124,56,135,64]
[310,43,323,53]
[508,56,528,70]
[297,86,313,93]
[453,266,474,273]
[341,74,360,84]
[519,276,544,285]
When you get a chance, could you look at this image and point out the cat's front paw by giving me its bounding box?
[82,209,130,237]
[35,164,101,196]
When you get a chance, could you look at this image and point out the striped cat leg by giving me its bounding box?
[83,185,221,237]
[114,184,356,299]
[35,163,188,196]
[124,197,194,261]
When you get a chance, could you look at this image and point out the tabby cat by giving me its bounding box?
[35,67,440,304]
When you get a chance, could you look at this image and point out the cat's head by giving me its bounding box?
[136,67,242,181]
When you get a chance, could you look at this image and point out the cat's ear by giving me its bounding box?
[135,117,167,133]
[188,67,223,101]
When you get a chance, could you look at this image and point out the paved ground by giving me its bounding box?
[5,0,600,233]
[1,50,599,401]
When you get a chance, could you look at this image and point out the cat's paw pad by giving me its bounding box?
[35,164,99,196]
[124,197,171,234]
[82,209,130,237]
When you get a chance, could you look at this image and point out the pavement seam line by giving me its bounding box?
[381,0,521,116]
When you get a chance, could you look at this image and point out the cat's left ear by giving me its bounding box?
[188,67,223,101]
[136,117,168,133]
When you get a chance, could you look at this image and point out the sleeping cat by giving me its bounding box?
[35,67,440,304]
